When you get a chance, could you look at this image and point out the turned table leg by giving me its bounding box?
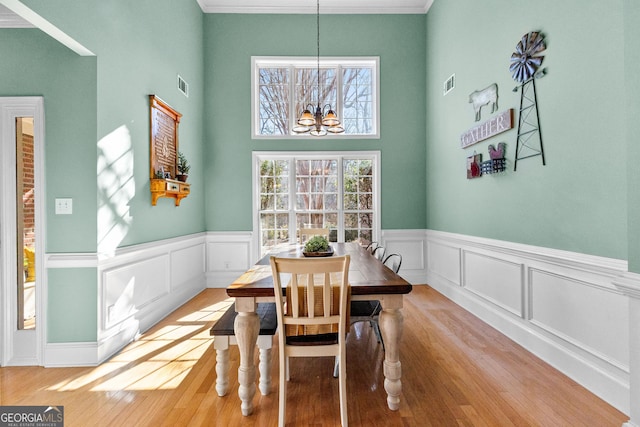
[213,337,230,396]
[379,294,404,411]
[234,298,259,416]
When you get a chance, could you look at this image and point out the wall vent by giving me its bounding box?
[177,75,189,97]
[443,74,455,96]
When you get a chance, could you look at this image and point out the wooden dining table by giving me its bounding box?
[226,242,413,416]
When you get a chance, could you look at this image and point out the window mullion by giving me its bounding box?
[336,65,343,125]
[288,157,296,244]
[337,157,344,243]
[289,65,295,136]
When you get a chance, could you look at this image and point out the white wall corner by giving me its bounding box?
[205,231,254,288]
[614,272,640,426]
[380,229,428,284]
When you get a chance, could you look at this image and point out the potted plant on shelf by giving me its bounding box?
[176,151,190,182]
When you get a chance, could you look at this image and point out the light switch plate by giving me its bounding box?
[55,198,72,215]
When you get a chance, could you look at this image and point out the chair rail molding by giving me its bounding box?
[426,229,632,417]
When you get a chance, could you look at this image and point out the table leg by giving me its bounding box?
[379,294,404,411]
[234,298,260,416]
[213,337,230,396]
[257,335,272,395]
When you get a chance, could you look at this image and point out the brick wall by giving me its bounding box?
[22,133,35,248]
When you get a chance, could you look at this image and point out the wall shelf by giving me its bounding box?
[150,178,190,206]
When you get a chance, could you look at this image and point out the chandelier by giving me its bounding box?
[292,0,344,136]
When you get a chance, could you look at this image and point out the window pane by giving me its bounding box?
[258,67,290,135]
[254,58,376,137]
[343,158,375,245]
[258,154,376,254]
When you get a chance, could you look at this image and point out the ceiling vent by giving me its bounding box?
[443,74,455,96]
[177,75,189,98]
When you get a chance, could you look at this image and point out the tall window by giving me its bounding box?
[252,57,379,138]
[255,152,380,256]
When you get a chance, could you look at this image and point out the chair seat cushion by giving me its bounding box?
[286,332,339,346]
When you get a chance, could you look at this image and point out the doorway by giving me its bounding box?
[0,97,45,366]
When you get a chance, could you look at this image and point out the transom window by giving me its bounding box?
[254,152,380,257]
[252,57,380,139]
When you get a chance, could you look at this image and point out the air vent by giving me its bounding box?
[177,75,189,98]
[443,74,455,96]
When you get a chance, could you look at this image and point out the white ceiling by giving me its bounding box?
[196,0,434,14]
[0,0,433,30]
[0,4,32,27]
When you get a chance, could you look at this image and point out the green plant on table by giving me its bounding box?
[304,235,330,252]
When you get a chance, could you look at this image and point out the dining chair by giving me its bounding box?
[299,227,330,244]
[372,245,385,261]
[270,255,351,427]
[350,252,402,351]
[365,241,378,253]
[383,253,402,274]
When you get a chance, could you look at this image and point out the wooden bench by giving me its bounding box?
[209,302,277,397]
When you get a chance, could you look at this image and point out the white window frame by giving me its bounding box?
[252,151,381,261]
[251,56,380,139]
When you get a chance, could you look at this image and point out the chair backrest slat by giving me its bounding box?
[299,228,330,244]
[270,255,350,338]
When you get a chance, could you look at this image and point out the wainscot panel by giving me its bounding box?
[426,229,631,415]
[381,229,428,284]
[463,250,524,317]
[206,232,253,288]
[426,238,461,286]
[97,233,206,364]
[43,233,207,366]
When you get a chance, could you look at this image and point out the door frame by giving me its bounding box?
[0,97,45,366]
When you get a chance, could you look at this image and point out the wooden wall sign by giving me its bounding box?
[460,109,513,149]
[149,95,190,206]
[150,95,182,179]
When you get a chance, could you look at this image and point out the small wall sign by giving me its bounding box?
[460,109,514,149]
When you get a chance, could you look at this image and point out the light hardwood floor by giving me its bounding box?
[0,286,627,426]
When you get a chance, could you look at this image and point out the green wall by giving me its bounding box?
[0,29,98,253]
[23,0,207,248]
[48,269,97,342]
[624,0,640,273]
[203,14,427,232]
[425,0,628,261]
[5,0,206,342]
[0,28,98,342]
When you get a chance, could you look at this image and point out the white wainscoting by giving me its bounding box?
[44,233,207,366]
[206,232,254,288]
[425,229,632,415]
[380,229,428,284]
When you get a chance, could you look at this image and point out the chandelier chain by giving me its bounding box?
[316,0,320,104]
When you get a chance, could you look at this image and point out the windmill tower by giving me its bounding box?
[510,31,547,171]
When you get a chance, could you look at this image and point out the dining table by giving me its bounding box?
[226,242,413,416]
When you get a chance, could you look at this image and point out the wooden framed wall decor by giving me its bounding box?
[149,95,190,206]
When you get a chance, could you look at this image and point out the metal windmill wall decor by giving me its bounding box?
[510,31,547,171]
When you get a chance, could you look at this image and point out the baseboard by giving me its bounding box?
[44,342,99,367]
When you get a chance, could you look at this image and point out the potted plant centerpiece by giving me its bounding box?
[176,151,190,182]
[303,235,334,257]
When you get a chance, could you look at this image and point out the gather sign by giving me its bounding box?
[460,109,514,149]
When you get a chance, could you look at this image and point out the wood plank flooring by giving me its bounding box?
[0,286,627,426]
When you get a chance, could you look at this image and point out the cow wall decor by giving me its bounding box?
[469,83,498,121]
